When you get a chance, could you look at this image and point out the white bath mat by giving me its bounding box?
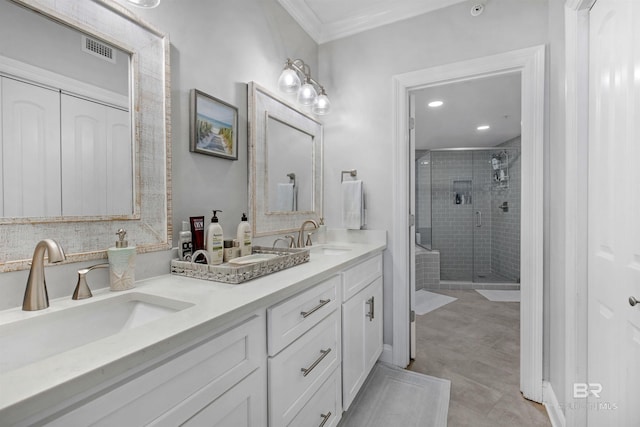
[414,290,457,315]
[476,289,520,302]
[339,362,450,427]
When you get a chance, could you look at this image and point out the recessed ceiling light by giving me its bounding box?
[428,100,444,108]
[127,0,161,8]
[477,125,490,131]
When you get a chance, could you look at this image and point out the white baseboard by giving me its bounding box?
[378,344,394,365]
[543,381,566,427]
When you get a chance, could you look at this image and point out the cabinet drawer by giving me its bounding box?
[268,275,340,356]
[342,253,382,301]
[269,309,341,427]
[288,366,342,427]
[46,314,265,427]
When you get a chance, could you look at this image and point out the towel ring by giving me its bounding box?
[341,169,357,182]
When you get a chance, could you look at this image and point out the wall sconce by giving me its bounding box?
[278,58,331,115]
[126,0,161,8]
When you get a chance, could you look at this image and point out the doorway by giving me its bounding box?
[391,45,545,402]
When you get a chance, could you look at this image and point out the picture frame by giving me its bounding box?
[190,89,238,160]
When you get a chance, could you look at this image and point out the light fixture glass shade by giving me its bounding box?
[297,82,317,106]
[278,68,301,93]
[312,93,331,115]
[127,0,161,7]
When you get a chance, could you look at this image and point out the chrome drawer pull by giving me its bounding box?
[301,299,331,318]
[366,296,375,321]
[319,411,332,427]
[301,348,332,377]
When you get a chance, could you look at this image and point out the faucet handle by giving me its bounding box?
[285,235,296,248]
[73,263,108,300]
[305,232,314,247]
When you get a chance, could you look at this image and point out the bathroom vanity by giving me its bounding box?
[0,231,385,427]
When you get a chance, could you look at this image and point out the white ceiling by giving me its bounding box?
[413,73,522,150]
[277,0,468,43]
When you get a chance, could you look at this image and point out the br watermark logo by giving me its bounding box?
[573,383,602,398]
[568,383,618,411]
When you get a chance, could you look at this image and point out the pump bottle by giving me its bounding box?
[206,210,224,265]
[236,213,252,256]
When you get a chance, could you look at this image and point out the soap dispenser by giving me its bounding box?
[107,228,136,291]
[206,210,224,265]
[236,213,252,256]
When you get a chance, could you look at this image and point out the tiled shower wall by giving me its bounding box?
[490,137,521,282]
[430,151,479,281]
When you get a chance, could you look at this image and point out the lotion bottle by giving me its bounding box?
[206,210,224,264]
[236,213,252,256]
[108,228,136,291]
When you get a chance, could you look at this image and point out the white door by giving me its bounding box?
[409,93,417,360]
[588,1,640,425]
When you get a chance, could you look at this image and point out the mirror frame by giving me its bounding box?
[248,82,323,237]
[0,0,171,272]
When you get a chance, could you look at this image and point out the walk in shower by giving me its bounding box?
[416,142,521,285]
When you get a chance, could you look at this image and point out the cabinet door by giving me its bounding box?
[180,370,266,427]
[341,277,383,410]
[1,77,61,217]
[44,314,265,427]
[364,278,383,373]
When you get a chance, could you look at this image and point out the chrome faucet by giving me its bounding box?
[22,239,66,311]
[297,220,319,248]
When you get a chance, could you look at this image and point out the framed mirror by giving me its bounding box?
[248,82,323,237]
[0,0,170,271]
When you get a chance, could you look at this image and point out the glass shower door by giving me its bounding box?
[471,150,493,282]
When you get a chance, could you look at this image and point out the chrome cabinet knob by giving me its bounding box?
[630,296,639,307]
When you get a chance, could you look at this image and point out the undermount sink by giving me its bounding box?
[312,245,352,256]
[0,293,193,373]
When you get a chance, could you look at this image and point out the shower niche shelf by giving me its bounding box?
[452,179,472,205]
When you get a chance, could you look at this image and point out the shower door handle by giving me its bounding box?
[475,211,482,227]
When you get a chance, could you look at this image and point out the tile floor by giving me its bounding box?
[408,289,551,427]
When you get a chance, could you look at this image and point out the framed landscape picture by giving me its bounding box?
[190,89,238,160]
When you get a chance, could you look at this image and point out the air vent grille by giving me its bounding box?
[82,36,116,64]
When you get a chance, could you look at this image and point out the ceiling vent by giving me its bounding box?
[82,35,115,64]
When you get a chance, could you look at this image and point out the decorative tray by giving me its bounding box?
[170,246,310,284]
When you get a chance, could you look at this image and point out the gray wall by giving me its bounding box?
[319,0,549,347]
[132,0,318,246]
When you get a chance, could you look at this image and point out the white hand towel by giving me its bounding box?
[276,183,294,211]
[342,180,365,229]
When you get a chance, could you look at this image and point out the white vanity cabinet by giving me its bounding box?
[26,313,267,427]
[267,275,343,427]
[341,254,384,410]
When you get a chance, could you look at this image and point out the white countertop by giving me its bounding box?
[0,232,385,424]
